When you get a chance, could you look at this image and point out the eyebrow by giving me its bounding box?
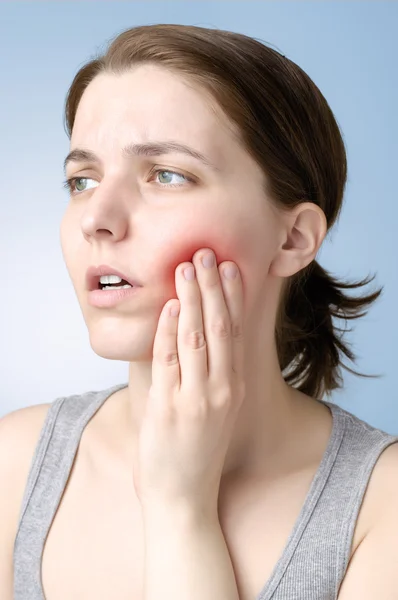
[63,141,220,174]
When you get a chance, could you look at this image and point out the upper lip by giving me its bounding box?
[86,264,143,291]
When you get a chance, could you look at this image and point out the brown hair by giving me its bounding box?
[63,24,383,400]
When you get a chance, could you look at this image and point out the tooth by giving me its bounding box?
[101,284,132,290]
[99,275,123,284]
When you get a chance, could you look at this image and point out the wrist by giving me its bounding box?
[141,500,217,530]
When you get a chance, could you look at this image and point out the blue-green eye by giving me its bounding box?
[62,177,97,194]
[152,168,195,188]
[62,168,194,196]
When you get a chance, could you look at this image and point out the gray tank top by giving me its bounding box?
[13,382,398,600]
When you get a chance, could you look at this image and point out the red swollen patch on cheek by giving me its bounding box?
[161,238,246,294]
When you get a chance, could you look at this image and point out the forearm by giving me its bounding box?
[142,505,240,600]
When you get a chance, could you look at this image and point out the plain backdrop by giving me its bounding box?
[0,1,397,433]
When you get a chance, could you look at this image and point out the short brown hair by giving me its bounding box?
[63,24,382,400]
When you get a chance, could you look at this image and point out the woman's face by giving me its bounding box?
[60,64,282,361]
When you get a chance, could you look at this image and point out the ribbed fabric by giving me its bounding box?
[13,383,398,600]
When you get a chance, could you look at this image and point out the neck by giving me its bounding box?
[119,343,305,484]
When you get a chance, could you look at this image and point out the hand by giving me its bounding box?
[132,248,245,515]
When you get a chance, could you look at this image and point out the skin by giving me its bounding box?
[60,64,329,499]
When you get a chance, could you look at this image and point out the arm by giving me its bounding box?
[337,514,398,599]
[337,445,398,599]
[142,505,240,600]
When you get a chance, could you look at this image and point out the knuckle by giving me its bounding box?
[231,321,244,341]
[185,329,206,350]
[179,395,208,418]
[211,316,230,339]
[154,348,179,365]
[213,387,233,408]
[206,277,219,290]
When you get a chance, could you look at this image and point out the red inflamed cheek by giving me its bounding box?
[161,236,247,292]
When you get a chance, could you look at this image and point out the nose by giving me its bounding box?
[80,190,130,244]
[81,218,128,243]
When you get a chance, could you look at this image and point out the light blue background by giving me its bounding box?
[1,1,397,432]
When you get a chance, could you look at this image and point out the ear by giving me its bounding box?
[269,203,327,278]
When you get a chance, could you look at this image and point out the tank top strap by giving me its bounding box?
[13,382,128,600]
[258,400,398,599]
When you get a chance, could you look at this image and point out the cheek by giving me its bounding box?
[60,213,87,284]
[59,218,72,268]
[159,231,249,291]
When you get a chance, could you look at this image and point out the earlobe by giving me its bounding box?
[269,203,327,278]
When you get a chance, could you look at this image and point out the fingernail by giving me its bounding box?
[201,251,215,269]
[223,265,238,280]
[183,266,195,280]
[170,304,180,317]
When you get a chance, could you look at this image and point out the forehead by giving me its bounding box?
[71,65,239,158]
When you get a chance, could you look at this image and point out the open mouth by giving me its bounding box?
[86,266,142,292]
[98,278,133,290]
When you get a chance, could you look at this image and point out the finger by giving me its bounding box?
[175,262,208,391]
[151,299,181,401]
[219,262,245,385]
[193,250,233,386]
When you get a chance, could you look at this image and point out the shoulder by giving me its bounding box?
[333,402,398,530]
[0,403,52,541]
[350,437,398,545]
[337,441,398,598]
[366,441,398,524]
[0,402,53,463]
[0,403,52,598]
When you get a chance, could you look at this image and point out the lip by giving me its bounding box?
[88,285,141,308]
[86,264,142,292]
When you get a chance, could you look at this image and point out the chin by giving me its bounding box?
[86,317,156,362]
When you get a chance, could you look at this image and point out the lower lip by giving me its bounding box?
[88,286,142,308]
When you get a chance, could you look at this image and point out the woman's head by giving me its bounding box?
[60,24,382,400]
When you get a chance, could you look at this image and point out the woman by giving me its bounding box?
[2,23,398,600]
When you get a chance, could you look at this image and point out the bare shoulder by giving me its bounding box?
[337,442,398,598]
[0,402,52,522]
[0,402,52,599]
[368,441,398,513]
[0,401,52,441]
[0,402,53,518]
[358,440,398,536]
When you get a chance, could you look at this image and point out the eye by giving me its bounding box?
[151,168,194,188]
[62,177,98,195]
[62,169,195,196]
